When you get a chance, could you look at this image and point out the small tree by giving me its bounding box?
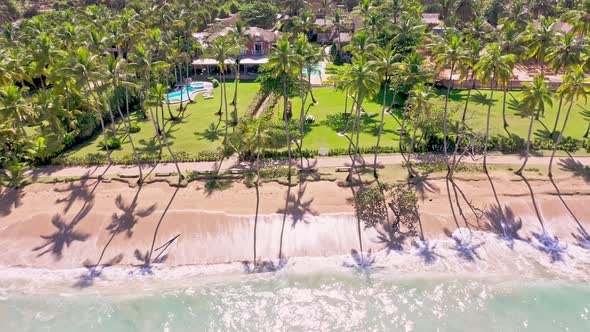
[387,184,419,236]
[354,185,388,229]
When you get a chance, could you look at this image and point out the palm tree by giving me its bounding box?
[516,74,553,175]
[458,37,482,123]
[431,30,466,164]
[148,83,183,181]
[338,56,380,182]
[549,66,590,177]
[0,84,34,138]
[206,37,234,142]
[266,37,296,181]
[546,32,582,137]
[474,43,516,173]
[105,54,143,182]
[372,45,400,178]
[563,0,590,39]
[522,17,556,73]
[229,20,250,126]
[405,84,434,177]
[71,47,112,163]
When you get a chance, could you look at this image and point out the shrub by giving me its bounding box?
[98,137,122,150]
[128,122,141,133]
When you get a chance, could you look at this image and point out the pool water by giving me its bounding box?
[303,64,322,77]
[165,83,205,103]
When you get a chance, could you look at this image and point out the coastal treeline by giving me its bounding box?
[2,0,590,188]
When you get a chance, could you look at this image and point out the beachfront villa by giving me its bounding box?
[192,26,279,77]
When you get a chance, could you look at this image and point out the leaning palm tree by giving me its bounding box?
[372,45,401,178]
[405,84,434,178]
[474,43,516,173]
[549,66,590,178]
[546,32,582,138]
[338,56,380,182]
[148,83,183,181]
[515,74,553,175]
[206,36,236,143]
[431,30,466,165]
[458,37,482,123]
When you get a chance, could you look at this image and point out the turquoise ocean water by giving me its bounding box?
[1,271,589,331]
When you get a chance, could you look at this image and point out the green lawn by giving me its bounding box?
[447,89,590,140]
[62,83,590,162]
[64,81,261,159]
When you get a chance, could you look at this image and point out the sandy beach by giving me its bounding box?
[1,163,590,270]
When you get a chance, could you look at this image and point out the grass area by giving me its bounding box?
[448,89,590,141]
[272,86,403,151]
[64,81,261,159]
[61,82,590,162]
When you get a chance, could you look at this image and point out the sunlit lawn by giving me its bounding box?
[64,81,260,159]
[63,83,590,160]
[448,89,590,141]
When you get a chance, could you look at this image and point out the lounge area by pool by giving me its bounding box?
[165,82,212,104]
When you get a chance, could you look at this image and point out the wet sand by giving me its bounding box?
[1,172,589,269]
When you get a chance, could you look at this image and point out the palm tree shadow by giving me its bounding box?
[408,173,439,201]
[32,213,91,260]
[471,91,493,106]
[374,223,406,254]
[444,228,484,262]
[413,239,441,264]
[548,172,590,249]
[0,187,25,217]
[343,249,382,273]
[195,122,222,142]
[484,205,525,248]
[242,257,289,273]
[107,190,157,238]
[558,157,590,182]
[74,254,124,288]
[276,183,317,227]
[133,187,181,275]
[54,178,99,213]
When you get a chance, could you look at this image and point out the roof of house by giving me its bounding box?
[207,26,279,43]
[314,18,333,27]
[422,13,442,26]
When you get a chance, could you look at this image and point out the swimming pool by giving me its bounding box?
[302,64,322,77]
[165,83,206,103]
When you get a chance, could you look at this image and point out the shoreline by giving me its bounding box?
[2,168,590,287]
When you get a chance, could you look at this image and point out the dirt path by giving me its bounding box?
[24,154,590,179]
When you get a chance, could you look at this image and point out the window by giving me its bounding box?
[254,43,264,55]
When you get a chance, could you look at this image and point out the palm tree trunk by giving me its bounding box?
[551,96,564,139]
[549,101,574,177]
[308,70,317,104]
[443,66,454,171]
[516,105,537,175]
[158,103,183,181]
[461,70,476,123]
[217,71,223,117]
[299,73,309,168]
[223,74,229,143]
[115,97,143,182]
[232,63,240,125]
[253,134,262,266]
[373,82,389,178]
[283,77,292,182]
[407,111,420,178]
[86,80,111,163]
[483,79,496,174]
[584,121,590,138]
[125,86,130,118]
[347,94,364,182]
[502,86,509,128]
